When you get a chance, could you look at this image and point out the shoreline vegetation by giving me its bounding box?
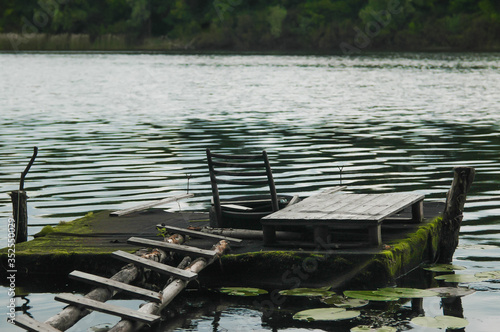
[1,1,500,53]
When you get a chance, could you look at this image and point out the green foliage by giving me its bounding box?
[1,0,499,51]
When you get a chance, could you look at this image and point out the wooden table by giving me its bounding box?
[260,191,425,246]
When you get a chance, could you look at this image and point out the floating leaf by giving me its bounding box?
[423,264,467,272]
[475,270,500,280]
[426,287,476,298]
[411,315,469,329]
[279,287,335,297]
[344,290,399,302]
[219,287,268,296]
[321,295,369,308]
[293,308,360,322]
[351,326,397,332]
[377,287,438,298]
[434,274,485,283]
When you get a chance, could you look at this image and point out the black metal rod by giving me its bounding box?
[20,146,38,191]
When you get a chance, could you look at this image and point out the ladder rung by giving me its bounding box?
[127,237,217,259]
[54,293,160,324]
[112,250,197,281]
[13,315,61,332]
[156,225,243,243]
[68,270,162,302]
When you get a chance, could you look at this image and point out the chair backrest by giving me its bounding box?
[206,148,279,225]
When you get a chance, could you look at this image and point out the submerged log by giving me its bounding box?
[45,249,168,331]
[108,240,230,332]
[437,167,475,263]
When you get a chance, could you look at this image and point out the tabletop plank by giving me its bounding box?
[262,192,424,224]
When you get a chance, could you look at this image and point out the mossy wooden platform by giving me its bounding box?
[1,201,446,290]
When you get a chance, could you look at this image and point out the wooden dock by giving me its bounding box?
[1,167,475,331]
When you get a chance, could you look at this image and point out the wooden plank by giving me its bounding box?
[221,204,254,211]
[112,250,197,281]
[54,293,160,324]
[156,225,243,243]
[68,270,162,302]
[14,315,62,332]
[127,237,217,259]
[110,193,194,216]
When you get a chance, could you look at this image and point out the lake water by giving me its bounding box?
[1,52,500,331]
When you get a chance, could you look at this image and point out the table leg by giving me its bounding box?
[314,226,329,244]
[411,199,424,223]
[368,224,382,246]
[262,225,276,245]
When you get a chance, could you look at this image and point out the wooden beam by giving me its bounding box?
[110,193,194,216]
[54,293,160,324]
[156,225,243,243]
[127,237,217,259]
[112,250,197,281]
[14,315,62,332]
[68,270,162,303]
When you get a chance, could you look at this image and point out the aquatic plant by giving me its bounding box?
[411,315,468,329]
[292,307,360,322]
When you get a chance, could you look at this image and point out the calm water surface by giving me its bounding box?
[1,53,500,331]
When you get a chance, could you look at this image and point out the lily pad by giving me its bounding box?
[426,287,476,298]
[321,295,369,308]
[279,287,335,297]
[475,270,500,280]
[434,274,486,283]
[423,264,467,272]
[377,287,438,298]
[351,326,397,332]
[344,290,399,302]
[411,315,469,329]
[218,287,268,296]
[293,307,360,322]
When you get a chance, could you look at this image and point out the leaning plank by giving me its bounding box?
[54,293,160,324]
[127,237,217,259]
[14,315,62,332]
[110,193,194,216]
[112,250,197,281]
[69,270,161,303]
[156,224,243,243]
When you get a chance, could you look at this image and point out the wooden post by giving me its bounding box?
[437,167,475,264]
[9,190,28,243]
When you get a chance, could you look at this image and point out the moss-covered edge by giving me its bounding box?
[353,216,443,288]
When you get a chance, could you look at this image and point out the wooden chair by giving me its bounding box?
[206,148,293,229]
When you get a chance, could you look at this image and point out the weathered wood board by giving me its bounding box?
[112,250,197,281]
[68,270,162,302]
[127,237,217,259]
[54,293,161,324]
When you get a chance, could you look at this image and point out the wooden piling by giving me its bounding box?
[9,190,28,243]
[437,166,475,264]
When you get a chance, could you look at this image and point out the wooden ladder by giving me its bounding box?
[13,227,240,332]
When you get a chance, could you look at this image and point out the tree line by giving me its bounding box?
[1,0,499,52]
